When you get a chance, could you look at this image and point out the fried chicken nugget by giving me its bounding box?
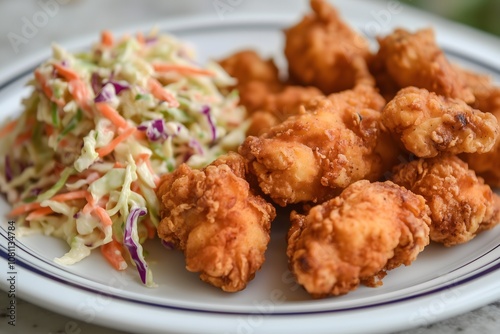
[371,28,474,103]
[218,50,282,113]
[218,49,280,87]
[239,97,384,206]
[391,155,500,246]
[284,0,374,94]
[381,87,499,158]
[246,85,324,137]
[287,180,431,298]
[156,153,276,292]
[457,67,500,186]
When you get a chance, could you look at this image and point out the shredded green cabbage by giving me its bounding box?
[0,30,247,286]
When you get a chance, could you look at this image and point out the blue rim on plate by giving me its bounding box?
[0,13,500,334]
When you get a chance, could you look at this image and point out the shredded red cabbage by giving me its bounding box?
[201,105,216,142]
[161,240,175,250]
[137,119,180,142]
[145,36,158,45]
[91,73,102,95]
[189,139,204,155]
[123,207,148,284]
[4,156,12,182]
[94,83,115,103]
[94,81,130,102]
[106,80,130,95]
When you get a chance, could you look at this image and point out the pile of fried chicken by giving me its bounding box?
[156,0,500,298]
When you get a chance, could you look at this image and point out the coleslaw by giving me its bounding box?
[0,29,248,287]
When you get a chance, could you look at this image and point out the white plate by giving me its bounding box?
[1,2,500,334]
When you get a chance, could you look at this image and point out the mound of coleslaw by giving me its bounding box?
[0,30,248,287]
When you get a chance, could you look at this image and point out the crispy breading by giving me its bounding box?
[218,49,282,113]
[371,28,474,103]
[391,155,500,246]
[287,180,431,298]
[156,153,276,292]
[457,67,500,186]
[239,97,384,206]
[284,0,374,94]
[381,87,499,157]
[246,85,324,136]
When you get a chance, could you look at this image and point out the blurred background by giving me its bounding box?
[0,0,498,70]
[400,0,500,36]
[0,1,499,334]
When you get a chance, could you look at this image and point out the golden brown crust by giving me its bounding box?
[218,49,280,87]
[371,28,474,103]
[246,85,324,136]
[381,87,499,158]
[284,0,374,94]
[218,50,282,113]
[156,153,276,292]
[458,67,500,186]
[287,180,431,298]
[239,97,384,206]
[391,155,500,246]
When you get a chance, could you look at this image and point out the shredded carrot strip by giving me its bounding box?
[114,161,125,168]
[138,153,160,186]
[101,30,114,47]
[44,124,54,136]
[8,202,42,217]
[131,181,140,193]
[68,79,92,114]
[51,190,88,202]
[53,63,79,81]
[82,192,95,214]
[147,77,179,107]
[94,206,113,226]
[13,131,31,146]
[26,207,54,221]
[144,218,156,239]
[101,239,127,271]
[133,130,146,140]
[153,63,215,77]
[34,69,65,106]
[0,119,18,138]
[136,31,145,44]
[96,127,136,157]
[95,102,129,129]
[58,138,70,148]
[8,190,89,218]
[137,153,159,185]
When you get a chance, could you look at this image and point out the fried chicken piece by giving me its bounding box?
[264,85,324,121]
[156,153,276,292]
[239,97,384,206]
[457,67,500,186]
[327,85,401,174]
[381,87,499,158]
[287,180,431,298]
[284,0,374,94]
[246,85,324,136]
[218,50,282,113]
[463,112,500,187]
[218,49,280,87]
[371,28,474,103]
[391,155,500,246]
